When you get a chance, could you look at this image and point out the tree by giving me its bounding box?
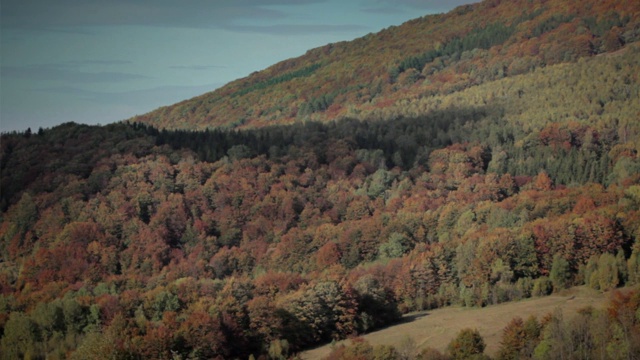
[61,296,88,336]
[522,315,541,356]
[247,296,282,343]
[447,328,486,360]
[607,290,640,358]
[533,171,553,191]
[627,248,640,285]
[354,275,401,332]
[367,169,394,199]
[497,316,541,360]
[396,335,418,360]
[268,339,290,360]
[148,290,181,321]
[324,338,375,360]
[179,311,228,359]
[549,254,571,291]
[532,276,552,297]
[533,309,568,360]
[597,253,620,291]
[284,281,358,343]
[71,330,116,360]
[418,347,448,360]
[379,232,409,259]
[316,241,341,267]
[32,300,65,356]
[1,312,40,360]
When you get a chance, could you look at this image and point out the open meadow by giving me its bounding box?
[302,287,609,359]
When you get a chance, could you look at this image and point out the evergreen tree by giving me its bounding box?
[549,254,571,291]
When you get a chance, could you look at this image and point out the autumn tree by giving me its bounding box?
[447,328,488,360]
[549,254,571,291]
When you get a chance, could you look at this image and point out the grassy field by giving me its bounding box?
[301,287,608,359]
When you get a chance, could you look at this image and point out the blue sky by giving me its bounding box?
[1,0,474,132]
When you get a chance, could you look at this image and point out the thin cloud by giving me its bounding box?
[38,60,134,69]
[169,65,227,71]
[70,60,133,66]
[1,0,328,31]
[374,0,475,8]
[366,0,476,13]
[33,83,222,106]
[2,65,149,83]
[361,6,408,15]
[225,24,369,35]
[32,86,90,95]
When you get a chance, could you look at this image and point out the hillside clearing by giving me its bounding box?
[301,287,608,359]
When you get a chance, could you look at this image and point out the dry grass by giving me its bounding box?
[300,286,608,359]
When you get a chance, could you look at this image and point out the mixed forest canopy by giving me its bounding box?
[1,0,640,359]
[132,0,640,130]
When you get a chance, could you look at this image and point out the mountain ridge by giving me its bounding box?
[1,0,640,359]
[131,0,640,130]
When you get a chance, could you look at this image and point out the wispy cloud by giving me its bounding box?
[33,83,222,106]
[225,23,368,35]
[362,0,476,15]
[69,60,134,66]
[34,60,134,69]
[1,0,329,31]
[371,0,476,10]
[2,65,149,83]
[360,6,408,15]
[169,65,227,71]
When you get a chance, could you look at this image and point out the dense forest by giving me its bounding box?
[132,0,640,130]
[2,0,640,359]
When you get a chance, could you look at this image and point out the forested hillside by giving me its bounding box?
[131,0,640,130]
[1,0,640,359]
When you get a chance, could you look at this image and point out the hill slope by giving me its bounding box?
[302,287,608,359]
[131,0,640,130]
[1,0,640,359]
[1,44,639,358]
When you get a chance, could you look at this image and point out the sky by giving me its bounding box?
[0,0,475,133]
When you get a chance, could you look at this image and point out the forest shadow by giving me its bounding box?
[399,310,431,324]
[153,103,504,169]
